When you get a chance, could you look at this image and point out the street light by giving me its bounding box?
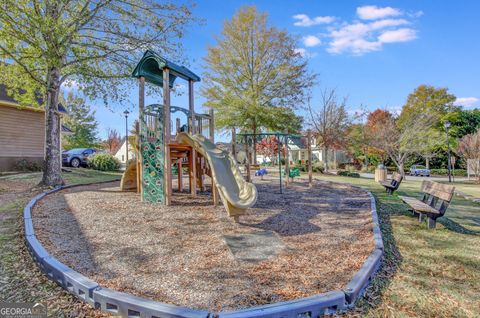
[123,110,130,162]
[444,120,452,183]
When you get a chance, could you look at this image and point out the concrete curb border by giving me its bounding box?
[24,179,383,317]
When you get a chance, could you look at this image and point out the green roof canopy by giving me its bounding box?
[131,50,200,87]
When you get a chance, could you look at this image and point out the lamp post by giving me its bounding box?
[123,110,130,162]
[444,120,452,183]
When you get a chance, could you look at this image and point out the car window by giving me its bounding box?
[416,165,426,169]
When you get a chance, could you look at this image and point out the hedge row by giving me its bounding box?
[337,171,360,178]
[429,169,467,176]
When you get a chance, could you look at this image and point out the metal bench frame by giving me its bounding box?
[379,172,403,195]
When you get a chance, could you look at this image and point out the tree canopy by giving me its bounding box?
[0,0,194,185]
[308,88,349,171]
[398,84,458,128]
[60,91,99,150]
[202,5,314,137]
[366,108,437,176]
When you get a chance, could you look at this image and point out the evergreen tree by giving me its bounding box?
[61,92,99,150]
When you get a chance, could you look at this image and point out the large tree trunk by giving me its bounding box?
[425,157,430,170]
[398,161,405,178]
[41,67,64,187]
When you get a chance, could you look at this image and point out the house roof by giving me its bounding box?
[0,84,68,114]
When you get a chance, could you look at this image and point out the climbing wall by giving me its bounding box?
[140,110,165,203]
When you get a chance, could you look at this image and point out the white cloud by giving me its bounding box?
[412,10,424,18]
[369,18,409,30]
[357,5,402,20]
[456,97,479,108]
[293,14,335,27]
[326,18,418,55]
[294,48,306,56]
[327,22,381,55]
[295,6,420,56]
[378,28,417,43]
[294,48,318,59]
[303,35,321,47]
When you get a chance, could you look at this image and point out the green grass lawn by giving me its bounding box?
[448,180,480,198]
[0,168,121,186]
[312,174,480,317]
[2,169,478,316]
[0,168,121,317]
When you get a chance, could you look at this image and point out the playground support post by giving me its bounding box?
[176,118,180,133]
[135,121,141,193]
[138,76,145,198]
[231,128,237,162]
[189,79,197,196]
[163,68,172,205]
[178,159,183,191]
[284,130,289,187]
[307,130,313,187]
[209,108,219,206]
[277,133,282,194]
[245,137,251,182]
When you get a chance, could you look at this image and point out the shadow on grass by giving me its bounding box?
[438,217,480,236]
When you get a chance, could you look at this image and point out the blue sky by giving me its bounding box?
[80,0,480,141]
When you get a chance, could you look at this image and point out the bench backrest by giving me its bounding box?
[390,172,403,190]
[420,180,455,215]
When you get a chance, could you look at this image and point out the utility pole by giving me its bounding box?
[444,121,452,183]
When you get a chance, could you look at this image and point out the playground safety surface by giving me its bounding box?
[32,176,374,311]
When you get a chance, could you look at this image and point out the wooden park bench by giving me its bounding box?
[399,181,455,229]
[379,172,403,195]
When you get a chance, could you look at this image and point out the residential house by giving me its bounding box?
[114,137,136,164]
[0,85,71,171]
[288,134,351,167]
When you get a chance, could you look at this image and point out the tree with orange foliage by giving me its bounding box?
[366,108,436,176]
[104,129,122,154]
[256,136,285,165]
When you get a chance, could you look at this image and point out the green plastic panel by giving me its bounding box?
[140,112,165,204]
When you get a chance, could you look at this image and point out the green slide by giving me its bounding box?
[176,132,258,218]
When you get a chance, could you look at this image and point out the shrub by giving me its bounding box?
[13,159,42,172]
[337,170,360,178]
[293,164,306,172]
[312,162,324,173]
[88,153,120,171]
[429,169,467,176]
[291,162,325,174]
[345,164,357,173]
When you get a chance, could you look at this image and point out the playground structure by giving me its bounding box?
[120,50,257,219]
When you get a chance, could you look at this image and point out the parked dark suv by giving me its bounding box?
[62,148,97,168]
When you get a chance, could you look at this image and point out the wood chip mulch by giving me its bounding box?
[32,176,374,311]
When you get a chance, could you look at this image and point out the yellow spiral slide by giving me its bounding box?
[176,132,258,218]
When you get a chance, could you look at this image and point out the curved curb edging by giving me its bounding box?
[24,180,383,318]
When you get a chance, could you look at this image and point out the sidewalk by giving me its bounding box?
[358,172,468,183]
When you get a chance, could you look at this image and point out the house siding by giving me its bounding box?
[0,106,45,170]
